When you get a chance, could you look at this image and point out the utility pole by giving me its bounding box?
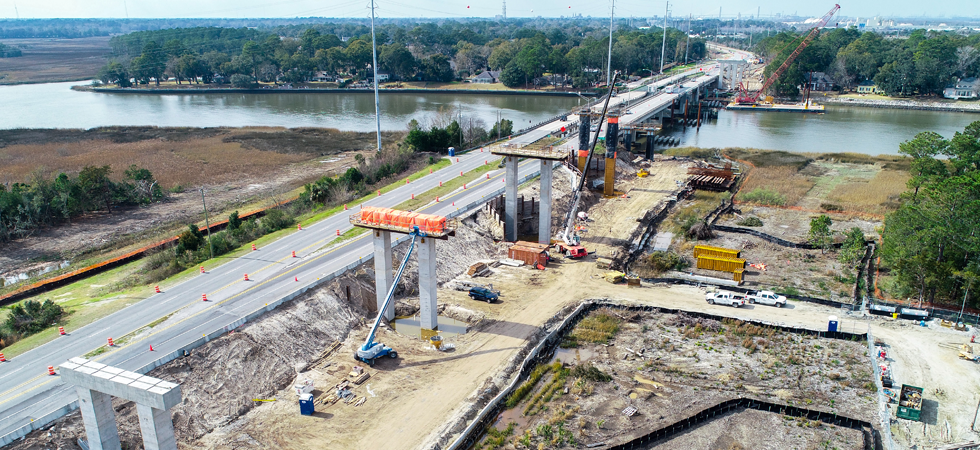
[660,1,668,74]
[370,0,382,151]
[685,13,691,64]
[200,189,213,260]
[606,0,614,88]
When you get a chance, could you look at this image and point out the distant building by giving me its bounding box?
[944,77,979,100]
[312,71,334,82]
[367,72,390,82]
[856,80,881,95]
[806,72,835,91]
[472,70,501,84]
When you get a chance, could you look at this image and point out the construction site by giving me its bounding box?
[5,31,980,450]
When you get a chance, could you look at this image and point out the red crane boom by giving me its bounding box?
[736,4,840,104]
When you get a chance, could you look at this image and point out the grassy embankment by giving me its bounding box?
[664,147,910,216]
[0,157,496,358]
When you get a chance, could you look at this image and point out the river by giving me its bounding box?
[1,81,977,156]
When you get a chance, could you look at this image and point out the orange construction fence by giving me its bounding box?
[359,206,448,234]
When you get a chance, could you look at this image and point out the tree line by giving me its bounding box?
[96,20,706,89]
[0,165,163,243]
[881,121,980,309]
[753,28,980,97]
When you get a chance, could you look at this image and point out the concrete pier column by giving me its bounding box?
[372,230,394,320]
[504,156,519,241]
[136,404,177,450]
[76,388,121,450]
[645,133,654,159]
[538,160,553,245]
[578,115,591,172]
[417,237,438,330]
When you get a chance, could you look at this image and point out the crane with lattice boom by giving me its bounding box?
[735,4,840,105]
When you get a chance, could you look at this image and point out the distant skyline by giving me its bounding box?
[0,0,976,21]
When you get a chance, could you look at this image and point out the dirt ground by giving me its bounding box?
[0,37,110,84]
[484,308,877,449]
[0,127,401,286]
[10,155,980,450]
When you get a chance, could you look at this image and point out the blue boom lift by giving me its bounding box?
[355,228,422,365]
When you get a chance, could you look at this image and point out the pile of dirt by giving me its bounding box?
[7,271,372,450]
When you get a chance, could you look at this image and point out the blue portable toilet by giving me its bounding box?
[299,393,315,415]
[448,147,456,157]
[828,315,839,332]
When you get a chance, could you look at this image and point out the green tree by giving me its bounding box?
[379,43,415,79]
[499,63,525,88]
[808,215,834,254]
[838,227,867,267]
[178,224,204,253]
[97,61,131,87]
[77,165,114,213]
[227,210,242,231]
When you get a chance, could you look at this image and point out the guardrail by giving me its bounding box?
[0,158,546,447]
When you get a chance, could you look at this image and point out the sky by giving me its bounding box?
[0,0,975,20]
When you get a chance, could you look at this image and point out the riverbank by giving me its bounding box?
[76,84,594,97]
[817,93,980,114]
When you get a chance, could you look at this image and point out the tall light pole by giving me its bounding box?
[370,0,382,151]
[684,13,691,64]
[606,0,615,88]
[200,188,213,260]
[660,2,668,74]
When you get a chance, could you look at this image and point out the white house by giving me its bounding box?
[472,70,501,83]
[944,77,979,100]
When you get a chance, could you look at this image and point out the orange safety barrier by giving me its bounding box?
[359,207,448,234]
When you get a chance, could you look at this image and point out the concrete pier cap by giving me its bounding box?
[60,357,182,450]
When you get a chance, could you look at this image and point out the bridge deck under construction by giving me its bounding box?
[489,143,570,161]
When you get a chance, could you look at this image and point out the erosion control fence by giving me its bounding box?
[446,300,874,450]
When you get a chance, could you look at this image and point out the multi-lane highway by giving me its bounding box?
[0,145,549,443]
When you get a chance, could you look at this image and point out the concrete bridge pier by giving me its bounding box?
[538,160,553,245]
[417,236,438,330]
[373,229,394,320]
[77,388,121,450]
[504,156,520,241]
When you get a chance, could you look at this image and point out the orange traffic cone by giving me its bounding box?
[292,251,297,258]
[485,160,488,165]
[460,171,463,176]
[378,190,381,196]
[202,293,208,302]
[149,345,154,352]
[336,229,340,236]
[59,326,65,335]
[0,353,6,362]
[107,337,114,346]
[200,266,205,273]
[48,366,56,376]
[429,168,433,174]
[297,224,303,231]
[294,276,299,282]
[486,173,490,179]
[411,193,415,199]
[155,285,161,293]
[456,158,459,162]
[439,181,443,187]
[251,244,257,251]
[436,196,440,202]
[463,183,467,189]
[344,204,348,210]
[244,273,249,281]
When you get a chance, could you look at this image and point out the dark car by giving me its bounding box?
[469,287,499,303]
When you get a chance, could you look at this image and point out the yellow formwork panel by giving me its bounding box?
[733,270,744,282]
[696,255,747,273]
[693,244,740,259]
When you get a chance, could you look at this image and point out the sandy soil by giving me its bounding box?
[651,409,865,450]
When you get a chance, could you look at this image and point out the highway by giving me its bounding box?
[0,146,546,443]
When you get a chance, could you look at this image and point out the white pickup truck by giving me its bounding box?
[705,291,746,307]
[745,290,787,307]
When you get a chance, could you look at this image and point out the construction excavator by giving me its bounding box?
[355,228,422,365]
[734,4,841,105]
[557,72,619,260]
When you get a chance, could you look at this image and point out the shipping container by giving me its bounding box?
[693,244,740,259]
[696,255,746,273]
[508,241,550,267]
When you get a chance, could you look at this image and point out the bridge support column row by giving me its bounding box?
[373,229,439,330]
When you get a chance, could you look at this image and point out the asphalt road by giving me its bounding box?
[0,147,545,441]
